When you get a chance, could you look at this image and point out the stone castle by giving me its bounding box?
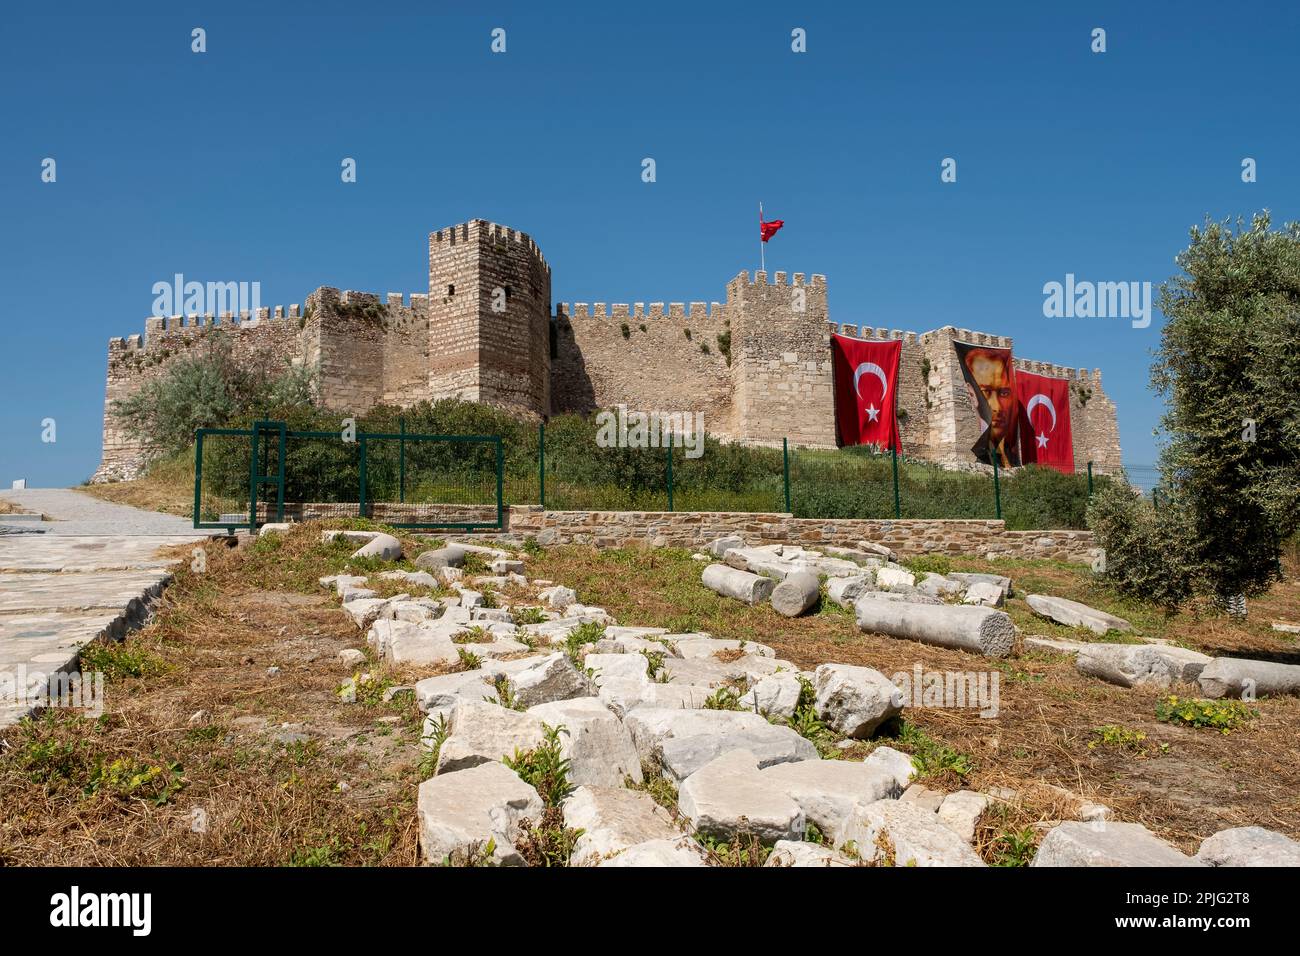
[94,219,1122,482]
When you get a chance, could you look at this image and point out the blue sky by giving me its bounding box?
[1,0,1296,487]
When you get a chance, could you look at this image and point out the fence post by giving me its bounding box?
[992,454,1002,520]
[538,421,546,510]
[249,424,260,530]
[359,435,368,520]
[667,438,674,513]
[782,438,791,513]
[891,446,901,519]
[193,431,204,529]
[496,438,505,530]
[399,417,406,504]
[1087,460,1093,497]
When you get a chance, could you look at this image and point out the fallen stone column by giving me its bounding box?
[770,570,820,617]
[855,598,1016,658]
[701,563,775,606]
[1197,657,1300,699]
[1076,644,1211,688]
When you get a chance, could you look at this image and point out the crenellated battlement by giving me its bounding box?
[431,219,551,275]
[730,269,826,288]
[554,300,727,321]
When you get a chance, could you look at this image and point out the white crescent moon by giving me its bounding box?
[853,362,889,399]
[1026,393,1057,431]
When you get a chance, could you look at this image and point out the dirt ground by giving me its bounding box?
[1,526,1296,865]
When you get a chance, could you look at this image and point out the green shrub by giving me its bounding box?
[1087,479,1195,611]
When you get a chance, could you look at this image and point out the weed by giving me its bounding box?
[504,724,573,806]
[703,687,743,711]
[641,648,669,682]
[513,607,547,626]
[455,647,482,671]
[78,641,168,682]
[455,626,492,644]
[698,828,770,866]
[1089,724,1147,750]
[419,713,450,779]
[485,674,524,712]
[905,554,952,576]
[986,826,1038,867]
[87,757,184,806]
[288,840,342,867]
[564,621,606,665]
[344,672,393,708]
[893,719,974,779]
[626,766,679,819]
[515,806,584,867]
[1155,695,1257,733]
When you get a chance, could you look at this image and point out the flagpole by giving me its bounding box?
[759,201,765,273]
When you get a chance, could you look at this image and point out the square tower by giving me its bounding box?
[427,220,552,417]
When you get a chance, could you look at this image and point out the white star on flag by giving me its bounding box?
[866,404,879,422]
[1036,432,1049,448]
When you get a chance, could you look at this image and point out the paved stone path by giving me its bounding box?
[0,489,205,726]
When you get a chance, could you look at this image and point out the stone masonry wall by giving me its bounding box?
[551,300,736,435]
[506,506,1099,563]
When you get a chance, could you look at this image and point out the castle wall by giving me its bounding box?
[94,219,1124,484]
[96,307,308,482]
[307,288,432,414]
[551,300,735,434]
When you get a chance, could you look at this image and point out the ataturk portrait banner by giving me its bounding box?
[952,340,1036,468]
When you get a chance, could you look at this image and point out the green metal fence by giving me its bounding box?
[194,419,1101,532]
[194,421,504,531]
[528,423,1099,529]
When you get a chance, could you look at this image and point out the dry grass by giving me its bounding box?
[78,453,196,517]
[0,497,31,515]
[531,544,1300,858]
[0,522,447,866]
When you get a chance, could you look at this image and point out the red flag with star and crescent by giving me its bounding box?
[1015,369,1074,473]
[831,334,902,451]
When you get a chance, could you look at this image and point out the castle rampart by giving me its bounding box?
[93,219,1123,482]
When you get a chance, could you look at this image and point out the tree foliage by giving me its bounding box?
[1149,212,1300,600]
[111,333,317,458]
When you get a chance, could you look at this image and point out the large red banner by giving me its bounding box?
[832,335,902,451]
[1015,369,1075,474]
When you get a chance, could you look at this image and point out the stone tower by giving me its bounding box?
[427,220,552,417]
[728,270,837,447]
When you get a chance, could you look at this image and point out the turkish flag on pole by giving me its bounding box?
[1015,369,1074,473]
[760,218,785,242]
[832,334,902,451]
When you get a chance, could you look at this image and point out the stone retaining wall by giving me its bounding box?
[505,507,1097,563]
